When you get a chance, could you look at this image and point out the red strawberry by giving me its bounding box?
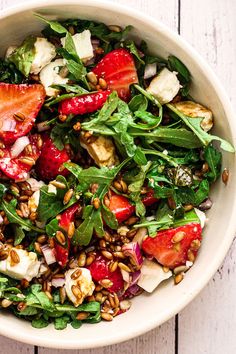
[58,90,111,116]
[0,134,42,180]
[108,193,135,224]
[92,48,138,101]
[142,223,202,269]
[55,204,78,267]
[108,191,158,224]
[142,189,159,206]
[36,135,70,181]
[88,255,124,293]
[0,83,45,144]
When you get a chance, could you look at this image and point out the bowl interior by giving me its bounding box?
[0,0,236,349]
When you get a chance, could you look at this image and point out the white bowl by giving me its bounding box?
[0,0,236,349]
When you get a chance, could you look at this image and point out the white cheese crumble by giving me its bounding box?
[0,248,40,281]
[5,46,17,59]
[61,30,94,63]
[194,208,206,228]
[30,37,57,75]
[138,259,172,293]
[146,68,181,104]
[64,268,95,307]
[39,59,69,96]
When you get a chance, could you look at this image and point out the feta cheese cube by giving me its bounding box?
[173,101,213,132]
[61,30,94,63]
[80,133,119,167]
[39,59,69,96]
[30,37,56,75]
[138,259,172,293]
[0,248,40,281]
[64,268,95,307]
[146,67,181,104]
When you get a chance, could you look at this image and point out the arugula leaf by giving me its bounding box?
[130,127,202,149]
[8,36,36,76]
[0,59,24,83]
[54,316,70,330]
[194,180,210,205]
[38,185,76,222]
[27,284,55,312]
[124,41,145,64]
[45,218,60,237]
[204,145,222,182]
[132,110,162,130]
[101,204,118,229]
[128,94,148,112]
[167,55,191,96]
[13,225,26,246]
[31,318,48,329]
[167,104,235,152]
[1,199,44,233]
[35,14,67,34]
[0,183,7,198]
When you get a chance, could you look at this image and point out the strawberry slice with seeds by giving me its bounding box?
[142,223,202,269]
[92,48,138,101]
[108,193,135,224]
[36,135,71,181]
[0,83,45,144]
[0,134,42,180]
[88,254,124,293]
[58,90,111,116]
[55,204,79,267]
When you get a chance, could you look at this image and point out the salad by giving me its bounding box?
[0,15,234,330]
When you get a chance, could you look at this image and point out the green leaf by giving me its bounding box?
[71,320,82,329]
[132,110,162,130]
[194,180,210,205]
[0,183,7,199]
[0,58,24,83]
[130,127,202,149]
[167,104,235,152]
[63,162,82,178]
[8,36,36,76]
[168,55,190,84]
[38,185,76,222]
[125,40,145,64]
[31,318,48,329]
[129,94,148,112]
[204,145,222,182]
[35,14,67,34]
[133,147,148,165]
[13,225,26,246]
[54,316,70,330]
[1,199,44,233]
[101,204,118,229]
[46,218,60,237]
[27,284,56,312]
[173,209,200,227]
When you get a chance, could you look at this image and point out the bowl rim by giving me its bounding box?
[0,0,236,349]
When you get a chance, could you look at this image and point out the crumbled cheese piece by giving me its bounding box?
[64,268,95,307]
[39,59,69,96]
[0,248,40,281]
[61,30,93,63]
[138,259,172,293]
[146,68,181,104]
[27,178,45,192]
[80,133,119,167]
[30,37,57,75]
[117,226,129,236]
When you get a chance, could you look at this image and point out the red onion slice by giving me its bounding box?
[10,136,30,158]
[41,244,56,265]
[51,277,65,288]
[122,242,143,269]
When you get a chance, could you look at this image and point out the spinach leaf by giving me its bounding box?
[8,36,36,76]
[31,318,48,329]
[54,316,70,330]
[167,55,191,96]
[167,104,235,152]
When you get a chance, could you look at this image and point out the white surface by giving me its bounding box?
[0,0,235,353]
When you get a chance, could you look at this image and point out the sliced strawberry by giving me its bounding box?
[0,134,42,180]
[92,48,138,101]
[142,189,159,206]
[108,190,158,224]
[58,90,111,116]
[55,204,79,267]
[142,223,202,269]
[88,255,124,293]
[108,193,135,224]
[36,135,71,181]
[0,83,45,144]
